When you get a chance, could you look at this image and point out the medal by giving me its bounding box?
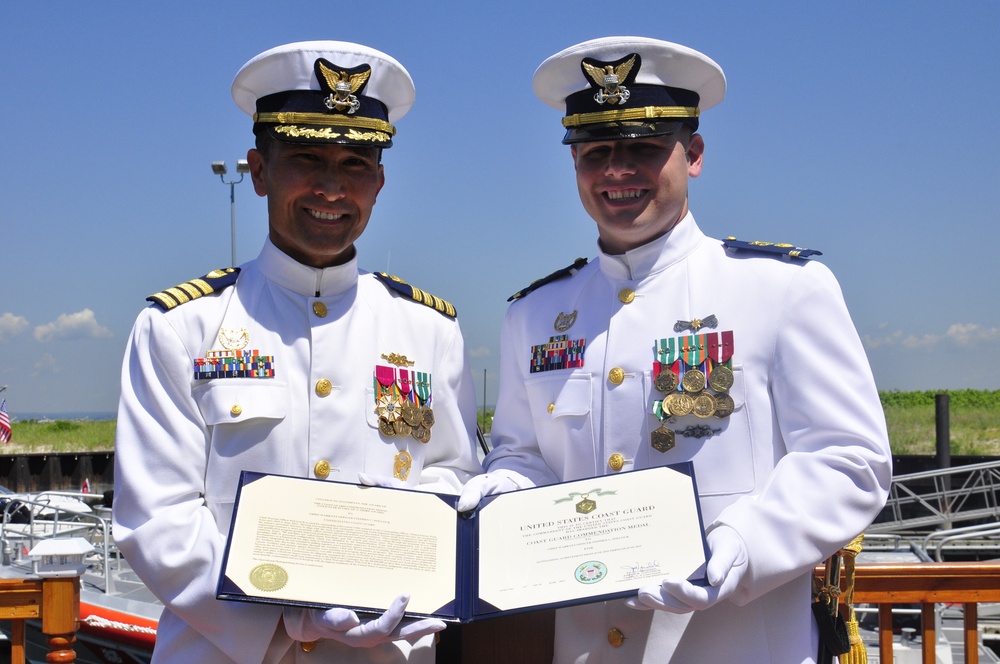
[709,364,734,393]
[665,392,694,417]
[376,393,402,422]
[421,406,435,428]
[379,418,396,437]
[714,393,735,418]
[401,401,422,427]
[412,425,431,444]
[654,369,678,393]
[394,419,412,437]
[681,368,706,393]
[576,494,597,514]
[692,393,717,419]
[651,425,676,453]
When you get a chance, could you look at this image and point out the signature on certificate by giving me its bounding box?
[621,560,661,580]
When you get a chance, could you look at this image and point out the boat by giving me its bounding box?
[0,487,159,664]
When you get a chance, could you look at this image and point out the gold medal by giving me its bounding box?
[412,425,431,443]
[394,419,412,437]
[714,393,735,418]
[379,418,397,437]
[393,450,412,481]
[665,392,694,417]
[681,369,706,393]
[692,393,717,419]
[651,425,675,453]
[709,365,734,393]
[421,406,435,428]
[654,370,678,394]
[401,401,422,427]
[576,495,597,514]
[376,394,402,422]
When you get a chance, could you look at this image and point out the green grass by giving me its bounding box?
[5,389,999,455]
[4,419,117,454]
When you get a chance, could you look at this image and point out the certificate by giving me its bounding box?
[217,465,707,621]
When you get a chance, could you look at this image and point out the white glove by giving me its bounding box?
[457,470,532,512]
[357,472,409,489]
[626,525,748,613]
[283,594,445,648]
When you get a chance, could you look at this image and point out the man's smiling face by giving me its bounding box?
[248,140,385,268]
[571,131,703,255]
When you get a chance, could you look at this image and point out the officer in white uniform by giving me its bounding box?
[113,41,483,664]
[459,37,893,663]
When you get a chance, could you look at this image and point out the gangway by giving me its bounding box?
[869,459,1000,534]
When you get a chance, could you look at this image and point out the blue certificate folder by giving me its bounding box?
[218,465,708,623]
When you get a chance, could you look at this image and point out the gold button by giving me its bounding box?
[315,379,333,397]
[608,453,625,471]
[301,641,317,652]
[230,404,242,416]
[314,460,331,479]
[312,302,328,318]
[608,627,625,647]
[547,402,556,414]
[608,367,625,385]
[618,288,635,304]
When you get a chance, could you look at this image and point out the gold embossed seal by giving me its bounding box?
[249,564,288,592]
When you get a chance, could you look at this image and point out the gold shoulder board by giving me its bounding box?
[147,267,241,311]
[374,272,457,318]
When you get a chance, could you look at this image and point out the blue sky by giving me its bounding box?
[1,1,998,415]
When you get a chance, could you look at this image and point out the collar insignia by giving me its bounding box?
[315,59,371,115]
[581,53,639,106]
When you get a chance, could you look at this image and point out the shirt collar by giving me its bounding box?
[596,212,704,280]
[256,238,360,297]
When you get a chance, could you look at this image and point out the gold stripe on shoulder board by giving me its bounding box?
[147,267,241,311]
[374,272,457,318]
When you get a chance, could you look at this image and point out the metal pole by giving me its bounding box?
[230,182,237,266]
[935,393,950,470]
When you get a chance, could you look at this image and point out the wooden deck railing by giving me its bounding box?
[839,562,1000,664]
[0,576,80,663]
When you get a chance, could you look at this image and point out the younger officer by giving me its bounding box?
[114,41,482,663]
[461,37,892,663]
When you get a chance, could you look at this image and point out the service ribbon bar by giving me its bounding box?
[530,335,587,374]
[194,350,275,379]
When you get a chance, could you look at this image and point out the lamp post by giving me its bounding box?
[211,159,250,266]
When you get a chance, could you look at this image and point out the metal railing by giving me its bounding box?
[842,562,1000,663]
[871,460,1000,533]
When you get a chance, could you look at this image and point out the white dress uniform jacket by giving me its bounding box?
[114,239,483,664]
[484,213,892,663]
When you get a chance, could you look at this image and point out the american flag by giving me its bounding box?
[0,399,10,444]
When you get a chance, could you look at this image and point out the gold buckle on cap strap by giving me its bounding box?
[562,105,699,128]
[254,111,396,136]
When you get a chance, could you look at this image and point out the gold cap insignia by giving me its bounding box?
[315,59,371,115]
[582,54,638,106]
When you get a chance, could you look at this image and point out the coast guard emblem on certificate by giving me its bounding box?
[575,561,607,584]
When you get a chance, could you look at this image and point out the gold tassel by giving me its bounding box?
[838,534,867,664]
